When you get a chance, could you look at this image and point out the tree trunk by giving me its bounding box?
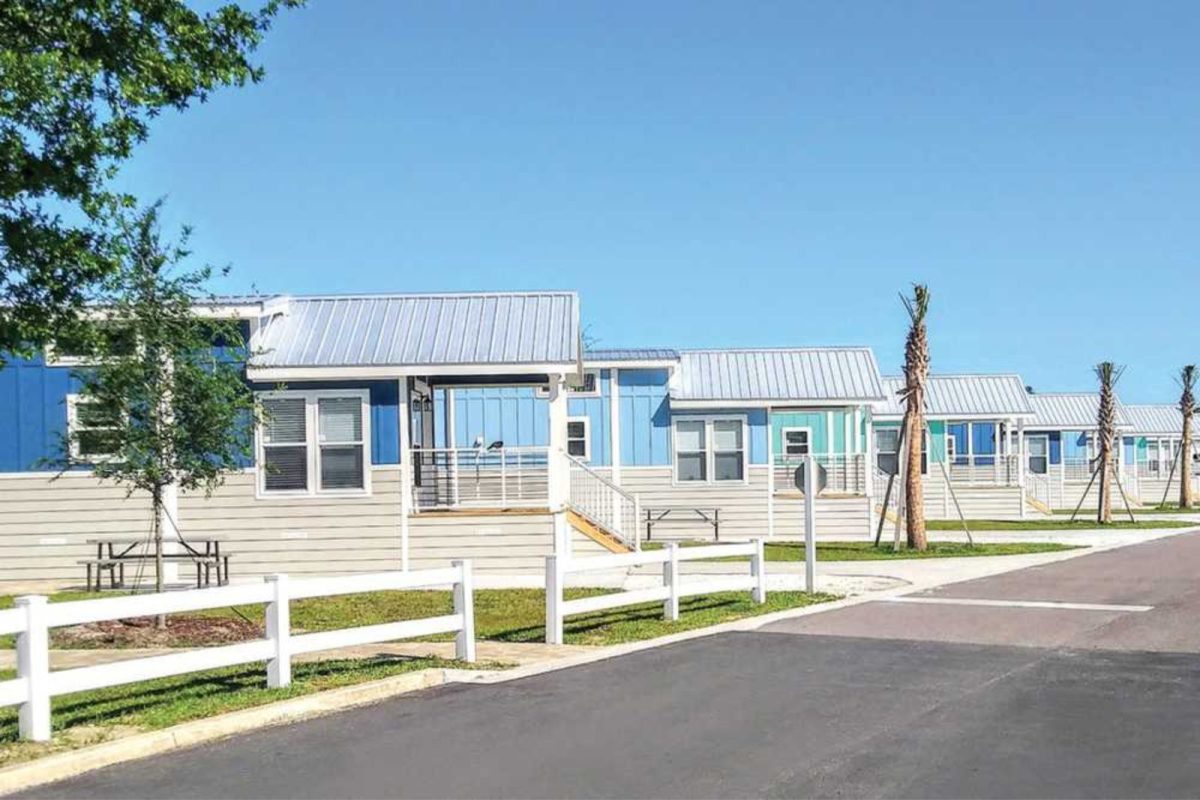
[1182,413,1193,510]
[904,402,927,550]
[153,485,166,629]
[1097,442,1113,524]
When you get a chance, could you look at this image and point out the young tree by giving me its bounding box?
[1,0,298,360]
[1180,365,1196,510]
[58,204,259,618]
[901,284,930,551]
[1094,361,1123,524]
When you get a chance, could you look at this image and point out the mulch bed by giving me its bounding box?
[53,615,264,649]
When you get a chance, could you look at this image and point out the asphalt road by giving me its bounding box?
[22,531,1200,799]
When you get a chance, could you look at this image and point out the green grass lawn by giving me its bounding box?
[1053,505,1200,515]
[645,540,1081,560]
[0,655,477,768]
[925,518,1195,530]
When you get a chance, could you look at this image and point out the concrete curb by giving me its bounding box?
[0,534,1164,795]
[0,668,447,797]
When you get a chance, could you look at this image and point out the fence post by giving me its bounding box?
[663,543,680,621]
[16,595,51,742]
[751,538,767,603]
[265,574,292,688]
[545,555,564,644]
[452,560,476,662]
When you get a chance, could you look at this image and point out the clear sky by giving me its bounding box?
[117,1,1198,402]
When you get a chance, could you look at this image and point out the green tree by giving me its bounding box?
[1,0,298,360]
[57,203,259,617]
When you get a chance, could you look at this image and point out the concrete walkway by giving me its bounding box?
[0,640,594,671]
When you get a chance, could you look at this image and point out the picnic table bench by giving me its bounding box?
[81,537,231,591]
[643,507,721,541]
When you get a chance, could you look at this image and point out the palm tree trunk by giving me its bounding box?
[904,402,927,549]
[1181,366,1195,510]
[1094,362,1119,525]
[901,285,931,551]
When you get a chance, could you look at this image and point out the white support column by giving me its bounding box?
[545,555,564,644]
[766,412,775,538]
[751,538,767,603]
[547,374,569,557]
[864,411,877,537]
[663,542,680,621]
[265,574,291,688]
[994,421,1002,485]
[609,369,621,487]
[1017,418,1027,519]
[16,595,50,742]
[398,378,412,571]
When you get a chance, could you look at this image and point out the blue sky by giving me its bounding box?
[118,1,1198,402]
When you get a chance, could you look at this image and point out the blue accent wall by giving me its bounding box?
[1049,431,1062,465]
[0,354,80,472]
[619,368,671,466]
[1062,430,1089,460]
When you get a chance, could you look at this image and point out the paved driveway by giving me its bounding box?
[22,531,1200,799]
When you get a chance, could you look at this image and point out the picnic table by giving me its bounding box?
[81,536,231,591]
[644,507,721,541]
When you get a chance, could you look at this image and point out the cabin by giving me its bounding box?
[1120,404,1200,506]
[1023,392,1134,511]
[870,374,1041,520]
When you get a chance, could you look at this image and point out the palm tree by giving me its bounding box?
[1094,361,1122,524]
[901,285,930,551]
[1180,365,1196,510]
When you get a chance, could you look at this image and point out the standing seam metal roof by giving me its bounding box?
[1027,393,1131,430]
[253,292,580,368]
[1122,404,1184,435]
[584,348,680,362]
[874,374,1035,418]
[671,348,885,402]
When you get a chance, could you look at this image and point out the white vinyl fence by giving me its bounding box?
[544,541,766,644]
[1,562,475,742]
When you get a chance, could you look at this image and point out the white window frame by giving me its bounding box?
[781,427,812,458]
[1027,434,1050,475]
[256,389,372,499]
[536,370,601,398]
[566,416,591,461]
[672,414,749,486]
[66,394,121,462]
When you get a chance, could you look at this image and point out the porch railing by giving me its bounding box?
[1026,472,1052,508]
[565,454,640,550]
[413,446,549,510]
[944,454,1020,486]
[773,454,867,495]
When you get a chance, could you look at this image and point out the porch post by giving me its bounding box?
[609,369,621,487]
[766,410,774,538]
[1017,418,1027,518]
[547,374,569,557]
[864,411,876,538]
[398,378,411,571]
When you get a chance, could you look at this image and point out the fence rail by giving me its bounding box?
[544,541,766,644]
[565,454,640,550]
[4,564,475,742]
[413,446,548,510]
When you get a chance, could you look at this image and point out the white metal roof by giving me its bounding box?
[874,374,1035,419]
[1122,404,1185,435]
[1027,392,1132,430]
[252,292,580,369]
[671,348,885,405]
[584,348,680,363]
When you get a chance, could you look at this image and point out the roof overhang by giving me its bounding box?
[246,361,580,382]
[584,359,678,370]
[669,397,882,410]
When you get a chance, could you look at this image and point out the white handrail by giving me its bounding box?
[6,563,476,742]
[564,453,641,550]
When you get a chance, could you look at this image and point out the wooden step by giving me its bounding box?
[1025,495,1053,516]
[566,509,632,554]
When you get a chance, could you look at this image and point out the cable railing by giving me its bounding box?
[772,454,868,495]
[564,453,640,550]
[944,453,1021,486]
[413,446,549,510]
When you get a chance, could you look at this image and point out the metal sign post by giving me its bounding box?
[802,455,817,592]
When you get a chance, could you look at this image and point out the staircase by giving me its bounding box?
[1024,473,1054,516]
[564,454,640,553]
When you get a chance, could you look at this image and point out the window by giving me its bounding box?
[259,391,370,496]
[67,395,120,461]
[673,416,746,483]
[945,434,957,463]
[782,428,810,457]
[876,428,900,475]
[566,417,590,460]
[875,427,926,475]
[536,370,600,398]
[1028,436,1049,475]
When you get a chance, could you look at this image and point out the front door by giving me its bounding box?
[1028,435,1049,475]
